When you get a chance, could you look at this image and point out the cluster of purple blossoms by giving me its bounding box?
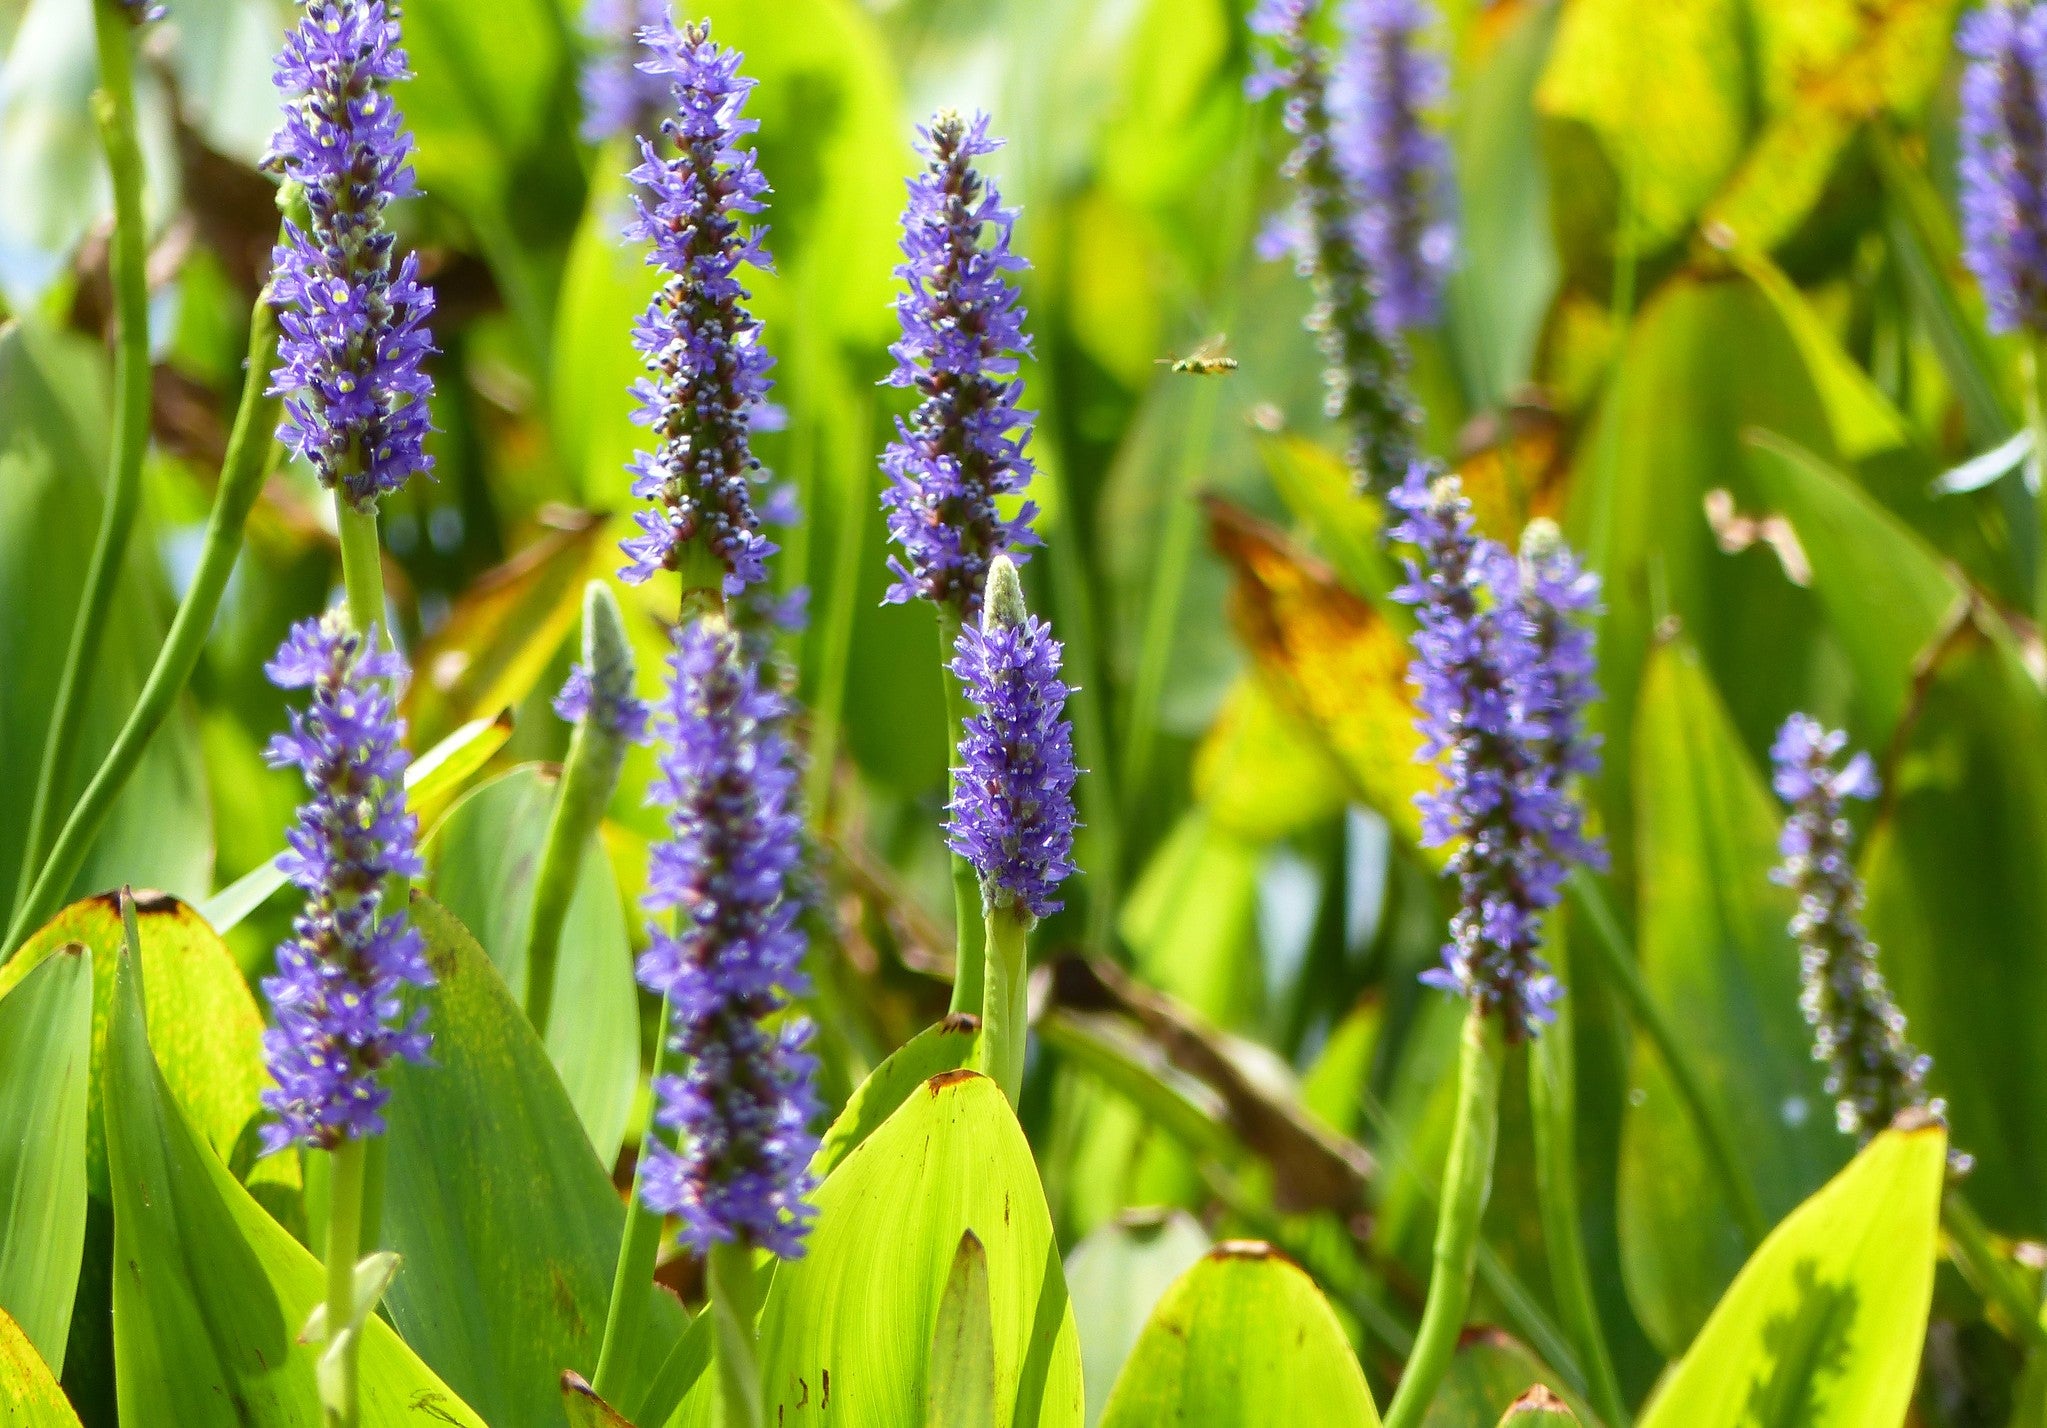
[577,0,673,143]
[554,660,651,742]
[635,622,818,1257]
[946,561,1080,922]
[1391,471,1604,1040]
[1332,0,1455,334]
[1249,0,1420,495]
[617,20,780,597]
[266,0,437,510]
[1958,3,2047,334]
[258,614,432,1153]
[880,111,1042,623]
[1770,716,1946,1149]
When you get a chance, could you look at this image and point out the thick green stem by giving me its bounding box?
[5,268,284,958]
[1529,939,1629,1428]
[336,502,387,640]
[322,1138,367,1428]
[592,992,680,1404]
[707,1240,764,1428]
[1384,1008,1502,1428]
[16,3,153,919]
[1945,1190,2047,1352]
[940,609,987,1014]
[980,905,1031,1106]
[2028,338,2047,632]
[1567,869,1768,1246]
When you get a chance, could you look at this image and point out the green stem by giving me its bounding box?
[323,1138,367,1428]
[1384,1008,1503,1428]
[1567,868,1768,1246]
[979,905,1031,1106]
[1945,1189,2047,1352]
[5,266,284,958]
[2027,337,2047,633]
[592,991,678,1403]
[16,2,153,921]
[940,609,987,1015]
[707,1240,764,1428]
[336,502,387,639]
[1529,938,1629,1428]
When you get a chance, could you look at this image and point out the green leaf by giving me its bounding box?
[101,921,487,1425]
[1497,1387,1580,1426]
[926,1231,998,1428]
[1728,250,1908,462]
[1192,677,1348,845]
[562,1371,635,1428]
[376,895,685,1428]
[424,764,638,1167]
[0,1307,82,1426]
[811,1014,980,1182]
[1064,1210,1211,1428]
[1619,639,1847,1356]
[1097,1242,1379,1427]
[1637,1125,1945,1427]
[0,945,90,1375]
[1420,1330,1577,1428]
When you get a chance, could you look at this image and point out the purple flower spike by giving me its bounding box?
[635,621,818,1258]
[617,20,780,598]
[1959,4,2047,335]
[946,558,1080,921]
[1391,476,1603,1040]
[266,0,438,511]
[1770,715,1950,1153]
[258,613,432,1153]
[578,0,673,143]
[1334,0,1455,334]
[1249,0,1419,494]
[880,110,1042,623]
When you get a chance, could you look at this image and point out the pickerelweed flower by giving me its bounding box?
[1391,471,1602,1040]
[258,613,432,1153]
[266,0,437,510]
[1959,3,2047,334]
[1249,0,1420,495]
[617,19,779,597]
[1332,0,1455,334]
[946,559,1080,921]
[578,0,672,143]
[880,110,1041,623]
[554,660,651,743]
[1770,715,1946,1148]
[635,621,818,1257]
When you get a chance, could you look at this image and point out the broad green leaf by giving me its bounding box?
[695,1070,1083,1428]
[0,946,90,1375]
[926,1231,998,1428]
[1255,432,1396,605]
[425,765,638,1167]
[1729,250,1908,461]
[563,1371,635,1428]
[1421,1330,1576,1428]
[1638,1126,1945,1427]
[1064,1210,1211,1428]
[1097,1242,1379,1427]
[1192,677,1348,844]
[0,1307,81,1426]
[1863,614,2047,1236]
[811,1013,980,1182]
[102,928,487,1426]
[1618,640,1846,1356]
[377,896,685,1428]
[1119,811,1263,1028]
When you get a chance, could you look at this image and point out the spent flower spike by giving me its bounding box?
[578,0,674,143]
[1958,2,2047,335]
[618,19,780,597]
[880,110,1042,622]
[1770,715,1953,1158]
[946,557,1080,921]
[258,613,432,1153]
[266,0,438,510]
[635,622,818,1257]
[1390,472,1603,1040]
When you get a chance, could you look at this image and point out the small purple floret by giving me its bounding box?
[554,663,651,743]
[258,614,432,1153]
[635,622,818,1258]
[578,0,672,143]
[1959,4,2047,335]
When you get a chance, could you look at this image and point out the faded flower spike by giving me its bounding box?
[947,557,1080,922]
[617,19,780,597]
[880,110,1042,622]
[1770,715,1946,1149]
[1959,3,2047,334]
[1391,471,1600,1040]
[266,0,438,510]
[578,0,673,143]
[636,622,818,1257]
[1249,0,1419,495]
[258,613,432,1153]
[1333,0,1455,334]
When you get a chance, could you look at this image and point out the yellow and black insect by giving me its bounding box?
[1157,336,1239,376]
